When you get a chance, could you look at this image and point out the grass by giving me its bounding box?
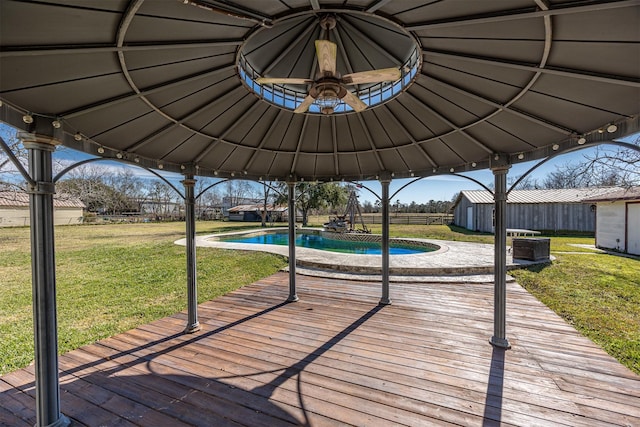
[1,220,638,376]
[510,254,640,375]
[0,222,287,375]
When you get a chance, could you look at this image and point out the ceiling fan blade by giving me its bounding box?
[341,90,367,113]
[315,40,337,76]
[294,95,315,114]
[342,68,401,85]
[256,77,312,85]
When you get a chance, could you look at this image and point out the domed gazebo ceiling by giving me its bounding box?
[0,0,638,181]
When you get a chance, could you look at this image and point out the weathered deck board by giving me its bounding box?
[1,272,638,426]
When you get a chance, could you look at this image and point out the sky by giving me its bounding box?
[1,122,635,205]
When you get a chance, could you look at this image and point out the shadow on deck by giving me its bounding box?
[1,272,638,426]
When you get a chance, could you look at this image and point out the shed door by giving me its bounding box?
[628,203,640,255]
[466,206,473,230]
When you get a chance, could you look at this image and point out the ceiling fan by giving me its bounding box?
[256,15,401,115]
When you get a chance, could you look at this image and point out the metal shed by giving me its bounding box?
[452,187,620,233]
[0,191,84,227]
[584,186,640,255]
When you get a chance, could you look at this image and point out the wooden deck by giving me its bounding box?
[2,272,639,426]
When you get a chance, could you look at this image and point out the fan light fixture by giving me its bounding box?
[316,91,341,115]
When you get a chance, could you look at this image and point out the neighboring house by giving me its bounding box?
[583,187,640,256]
[222,196,261,217]
[452,187,619,233]
[227,204,288,222]
[0,191,85,227]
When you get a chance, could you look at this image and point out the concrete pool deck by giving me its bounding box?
[176,228,552,283]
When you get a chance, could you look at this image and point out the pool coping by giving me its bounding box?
[176,227,550,278]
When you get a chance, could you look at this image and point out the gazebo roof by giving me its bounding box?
[1,0,638,182]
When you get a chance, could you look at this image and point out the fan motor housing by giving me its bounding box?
[309,80,347,100]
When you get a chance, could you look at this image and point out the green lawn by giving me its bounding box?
[1,221,638,376]
[0,221,287,375]
[510,254,640,375]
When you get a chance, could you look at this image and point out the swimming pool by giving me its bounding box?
[220,231,434,255]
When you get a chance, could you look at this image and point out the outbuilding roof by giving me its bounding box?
[582,186,640,202]
[457,187,620,205]
[0,191,85,209]
[228,204,287,213]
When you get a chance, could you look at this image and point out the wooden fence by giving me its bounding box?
[359,214,453,225]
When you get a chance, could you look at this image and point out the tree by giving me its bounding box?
[56,165,144,215]
[259,181,278,227]
[224,180,258,206]
[0,127,31,192]
[106,169,145,210]
[542,159,625,189]
[276,182,348,226]
[195,178,222,219]
[57,164,112,212]
[145,181,181,218]
[508,174,540,190]
[1,123,81,192]
[543,138,639,189]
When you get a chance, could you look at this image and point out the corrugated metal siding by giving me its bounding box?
[454,201,597,233]
[453,197,473,229]
[506,203,596,232]
[452,188,613,233]
[478,205,494,233]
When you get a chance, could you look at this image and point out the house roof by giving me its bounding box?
[457,187,621,205]
[228,204,287,213]
[582,186,640,202]
[0,191,85,208]
[0,1,638,182]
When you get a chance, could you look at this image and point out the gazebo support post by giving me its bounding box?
[287,181,299,302]
[20,129,71,427]
[183,176,201,333]
[379,176,391,305]
[490,163,511,349]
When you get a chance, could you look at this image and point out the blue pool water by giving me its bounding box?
[221,232,432,255]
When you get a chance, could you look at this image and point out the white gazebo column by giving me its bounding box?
[490,163,511,349]
[19,128,71,427]
[182,176,201,333]
[379,176,391,305]
[287,181,299,302]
